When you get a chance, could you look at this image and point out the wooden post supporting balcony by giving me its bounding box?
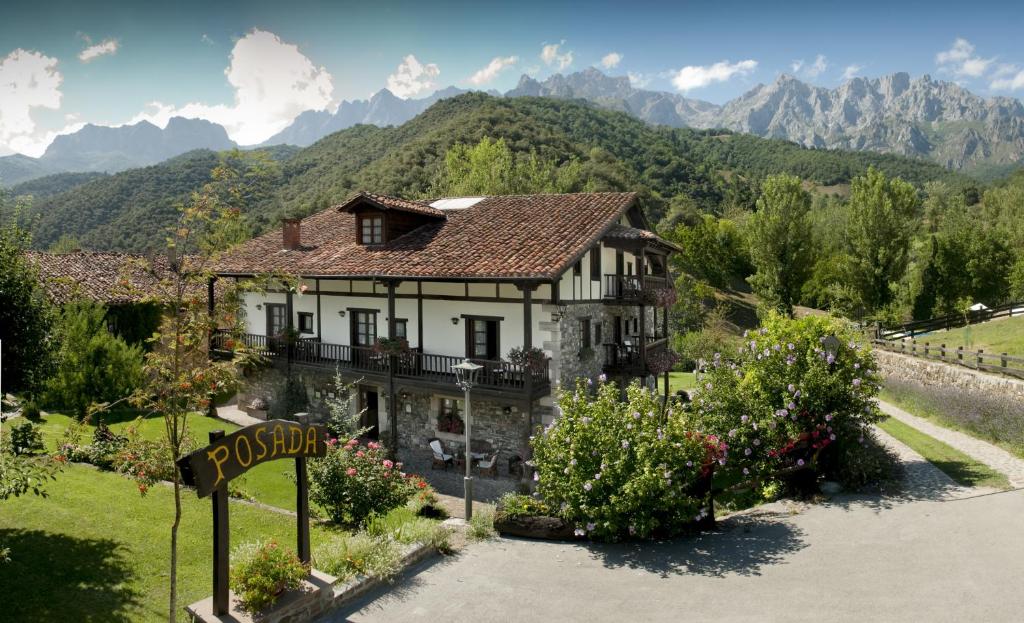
[385,279,400,455]
[638,250,647,366]
[519,281,538,480]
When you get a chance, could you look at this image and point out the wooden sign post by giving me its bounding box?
[177,418,328,616]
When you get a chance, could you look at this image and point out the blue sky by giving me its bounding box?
[2,0,1023,155]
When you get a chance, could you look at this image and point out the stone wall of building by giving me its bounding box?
[394,390,532,460]
[237,362,338,422]
[875,350,1024,402]
[553,302,608,389]
[236,363,533,459]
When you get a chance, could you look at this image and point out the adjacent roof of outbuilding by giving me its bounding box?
[215,191,675,280]
[25,251,174,305]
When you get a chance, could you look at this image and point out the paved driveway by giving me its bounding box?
[324,488,1024,622]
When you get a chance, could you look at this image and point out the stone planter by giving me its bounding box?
[493,512,576,540]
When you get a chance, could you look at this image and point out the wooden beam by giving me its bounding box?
[386,280,399,454]
[315,278,322,340]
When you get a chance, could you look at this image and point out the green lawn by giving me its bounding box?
[916,314,1024,355]
[37,411,300,511]
[0,463,343,622]
[876,417,1010,490]
[656,371,698,395]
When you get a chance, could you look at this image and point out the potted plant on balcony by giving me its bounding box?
[372,336,410,356]
[507,346,549,374]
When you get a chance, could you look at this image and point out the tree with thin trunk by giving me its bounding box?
[127,161,258,622]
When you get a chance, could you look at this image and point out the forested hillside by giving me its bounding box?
[9,93,977,252]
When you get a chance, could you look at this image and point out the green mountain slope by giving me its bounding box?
[15,94,974,252]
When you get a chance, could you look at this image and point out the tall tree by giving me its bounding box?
[844,167,920,314]
[0,194,55,395]
[432,137,583,196]
[745,174,813,316]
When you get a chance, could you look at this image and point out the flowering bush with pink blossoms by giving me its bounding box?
[308,439,425,526]
[689,312,892,491]
[531,379,721,541]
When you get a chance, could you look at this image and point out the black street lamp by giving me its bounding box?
[453,358,482,520]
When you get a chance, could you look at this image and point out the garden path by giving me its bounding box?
[871,424,982,499]
[878,399,1024,488]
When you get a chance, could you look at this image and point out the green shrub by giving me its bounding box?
[406,487,449,519]
[531,380,719,541]
[314,533,403,582]
[497,492,551,519]
[308,439,422,526]
[20,401,41,421]
[691,313,886,491]
[366,507,447,547]
[230,539,308,613]
[467,508,496,541]
[46,300,144,418]
[6,419,44,456]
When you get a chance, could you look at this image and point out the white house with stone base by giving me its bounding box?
[211,191,679,472]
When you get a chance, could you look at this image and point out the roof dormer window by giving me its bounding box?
[360,214,383,245]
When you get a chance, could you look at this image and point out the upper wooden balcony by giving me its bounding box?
[602,274,670,304]
[213,332,551,401]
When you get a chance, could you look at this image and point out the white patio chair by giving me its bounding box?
[429,438,454,470]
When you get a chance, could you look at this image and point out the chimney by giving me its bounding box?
[282,218,301,250]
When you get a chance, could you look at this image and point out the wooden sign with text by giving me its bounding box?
[177,419,327,498]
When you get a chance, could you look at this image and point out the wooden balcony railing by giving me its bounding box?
[213,332,550,392]
[603,274,669,302]
[602,336,668,374]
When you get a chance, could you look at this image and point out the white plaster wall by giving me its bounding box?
[421,299,548,359]
[241,290,548,358]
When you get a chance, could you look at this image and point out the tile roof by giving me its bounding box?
[337,191,446,218]
[26,251,180,305]
[216,192,642,280]
[603,223,683,252]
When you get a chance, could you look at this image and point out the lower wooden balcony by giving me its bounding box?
[602,335,669,376]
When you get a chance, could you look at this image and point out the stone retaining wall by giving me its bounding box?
[874,350,1024,402]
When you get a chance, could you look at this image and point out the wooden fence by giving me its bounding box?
[876,301,1024,340]
[871,338,1024,380]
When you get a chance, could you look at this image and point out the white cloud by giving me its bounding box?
[990,64,1024,90]
[627,72,651,88]
[601,52,622,70]
[386,54,440,98]
[468,56,517,85]
[201,34,215,45]
[671,59,757,92]
[936,38,994,78]
[122,29,334,145]
[842,64,864,80]
[791,54,827,78]
[79,39,118,62]
[0,48,64,156]
[541,41,573,71]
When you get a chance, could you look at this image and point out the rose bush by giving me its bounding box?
[308,439,426,526]
[688,313,889,491]
[531,379,722,541]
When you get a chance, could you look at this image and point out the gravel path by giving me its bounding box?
[878,399,1024,488]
